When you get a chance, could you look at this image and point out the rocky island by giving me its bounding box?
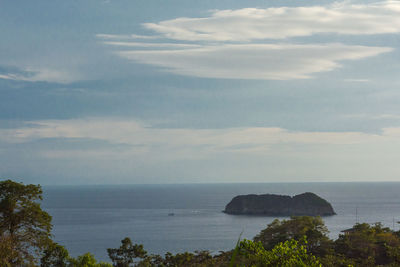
[224,192,335,216]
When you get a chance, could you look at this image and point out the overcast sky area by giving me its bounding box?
[2,0,400,185]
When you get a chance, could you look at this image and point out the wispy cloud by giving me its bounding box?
[343,78,370,83]
[143,1,400,41]
[99,1,398,80]
[0,67,77,84]
[96,33,158,40]
[116,43,391,80]
[0,118,392,151]
[103,41,202,48]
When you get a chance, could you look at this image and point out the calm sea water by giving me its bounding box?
[42,182,400,262]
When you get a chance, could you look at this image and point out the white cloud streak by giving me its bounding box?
[0,68,77,84]
[343,78,370,83]
[1,118,395,153]
[103,41,202,48]
[117,43,391,80]
[96,33,158,40]
[99,1,397,80]
[143,1,400,41]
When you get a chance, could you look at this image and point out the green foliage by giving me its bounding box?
[237,237,321,267]
[0,179,52,266]
[40,241,70,267]
[164,251,195,266]
[229,231,243,267]
[319,254,356,267]
[129,249,216,267]
[0,233,18,267]
[68,252,113,267]
[334,223,400,266]
[110,236,322,267]
[254,216,333,256]
[107,237,147,267]
[163,250,215,267]
[134,254,164,267]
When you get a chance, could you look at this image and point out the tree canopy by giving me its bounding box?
[0,179,52,265]
[107,237,147,267]
[253,216,332,256]
[333,223,400,266]
[237,238,321,267]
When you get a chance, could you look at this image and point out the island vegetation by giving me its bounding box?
[224,192,336,216]
[2,179,400,266]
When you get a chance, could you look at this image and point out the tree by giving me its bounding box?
[40,241,70,267]
[334,223,400,266]
[254,216,333,257]
[107,237,147,267]
[0,179,52,265]
[237,238,321,266]
[0,233,19,267]
[132,249,216,267]
[68,252,113,267]
[162,251,216,267]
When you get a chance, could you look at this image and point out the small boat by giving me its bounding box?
[168,213,175,216]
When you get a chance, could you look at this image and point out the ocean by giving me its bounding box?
[42,182,400,262]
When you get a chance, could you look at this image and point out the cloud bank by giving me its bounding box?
[99,1,398,80]
[143,1,400,41]
[0,118,392,152]
[116,43,391,80]
[3,118,400,182]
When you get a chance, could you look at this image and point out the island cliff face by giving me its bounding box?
[224,192,335,216]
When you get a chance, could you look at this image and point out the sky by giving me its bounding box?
[1,0,400,185]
